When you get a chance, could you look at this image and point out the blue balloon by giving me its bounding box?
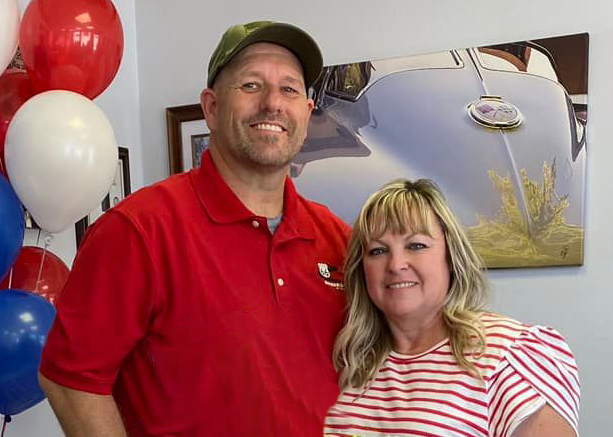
[0,175,24,281]
[0,289,56,416]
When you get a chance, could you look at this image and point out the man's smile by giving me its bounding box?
[251,122,286,133]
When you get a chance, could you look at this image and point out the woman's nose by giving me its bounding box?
[386,250,409,273]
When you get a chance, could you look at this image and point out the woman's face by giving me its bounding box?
[362,209,451,328]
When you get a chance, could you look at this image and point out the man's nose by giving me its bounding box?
[259,86,284,113]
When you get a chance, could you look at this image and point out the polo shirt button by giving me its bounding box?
[277,277,285,286]
[252,220,259,228]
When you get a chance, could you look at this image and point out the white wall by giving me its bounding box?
[133,1,612,436]
[5,0,611,435]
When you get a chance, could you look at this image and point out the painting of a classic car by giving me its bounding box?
[292,33,588,268]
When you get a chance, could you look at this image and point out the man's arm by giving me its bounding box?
[39,373,127,437]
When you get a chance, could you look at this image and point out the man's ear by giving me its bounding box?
[201,88,218,130]
[306,97,314,116]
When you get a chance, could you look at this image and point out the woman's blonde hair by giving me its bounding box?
[334,179,489,390]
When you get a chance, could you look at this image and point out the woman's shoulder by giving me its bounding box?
[479,312,531,352]
[481,312,531,333]
[479,312,574,357]
[479,313,580,435]
[477,312,543,375]
[478,311,579,382]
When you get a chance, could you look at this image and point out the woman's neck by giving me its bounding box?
[388,312,447,356]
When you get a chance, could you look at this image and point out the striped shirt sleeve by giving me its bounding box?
[488,325,580,437]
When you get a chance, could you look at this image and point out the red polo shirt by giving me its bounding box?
[40,151,350,436]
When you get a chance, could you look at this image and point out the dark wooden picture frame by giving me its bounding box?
[166,104,204,175]
[75,146,131,248]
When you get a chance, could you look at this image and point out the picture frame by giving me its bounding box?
[166,104,209,174]
[293,33,587,269]
[24,210,39,229]
[163,33,587,269]
[191,133,210,169]
[75,146,131,248]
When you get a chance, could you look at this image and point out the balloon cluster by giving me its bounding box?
[0,0,124,420]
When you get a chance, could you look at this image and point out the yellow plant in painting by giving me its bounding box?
[468,159,583,268]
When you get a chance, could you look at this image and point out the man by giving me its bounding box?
[39,21,350,437]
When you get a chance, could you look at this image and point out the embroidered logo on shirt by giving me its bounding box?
[318,263,344,290]
[318,263,331,278]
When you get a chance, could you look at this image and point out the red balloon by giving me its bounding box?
[19,0,124,99]
[0,68,35,178]
[0,246,69,305]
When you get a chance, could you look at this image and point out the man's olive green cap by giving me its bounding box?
[207,21,323,89]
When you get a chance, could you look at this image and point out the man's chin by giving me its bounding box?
[248,148,300,170]
[251,155,294,170]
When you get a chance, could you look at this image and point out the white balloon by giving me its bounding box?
[5,90,118,233]
[0,0,19,73]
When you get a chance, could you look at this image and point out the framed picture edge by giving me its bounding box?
[191,133,211,169]
[166,104,204,175]
[74,146,131,248]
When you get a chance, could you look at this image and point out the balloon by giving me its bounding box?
[0,69,36,178]
[19,0,124,99]
[0,247,69,305]
[0,289,56,416]
[0,0,19,74]
[5,90,118,233]
[0,175,23,281]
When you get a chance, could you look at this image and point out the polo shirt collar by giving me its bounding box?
[190,150,315,240]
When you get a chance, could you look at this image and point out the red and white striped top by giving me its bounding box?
[324,313,580,437]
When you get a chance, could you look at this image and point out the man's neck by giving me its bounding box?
[209,146,287,218]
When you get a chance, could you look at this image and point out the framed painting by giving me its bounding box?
[191,133,210,169]
[165,33,588,268]
[295,32,588,268]
[75,146,132,248]
[166,104,209,174]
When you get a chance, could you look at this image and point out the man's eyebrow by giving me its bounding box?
[234,70,264,79]
[282,75,303,85]
[234,70,304,85]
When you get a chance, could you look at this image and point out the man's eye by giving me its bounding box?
[241,82,261,91]
[368,247,386,256]
[282,86,299,94]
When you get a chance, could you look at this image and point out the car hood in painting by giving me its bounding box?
[293,47,586,268]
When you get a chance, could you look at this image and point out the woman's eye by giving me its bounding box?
[368,247,386,256]
[407,242,427,250]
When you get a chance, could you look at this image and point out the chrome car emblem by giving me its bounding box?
[467,95,523,129]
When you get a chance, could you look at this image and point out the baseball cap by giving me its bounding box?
[207,21,323,89]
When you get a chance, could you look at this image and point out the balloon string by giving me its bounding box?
[7,267,13,289]
[35,233,53,292]
[1,414,11,437]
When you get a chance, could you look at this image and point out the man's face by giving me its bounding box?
[207,43,314,170]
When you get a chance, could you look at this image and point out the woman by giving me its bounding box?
[324,179,580,437]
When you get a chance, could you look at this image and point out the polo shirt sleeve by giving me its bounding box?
[40,210,160,395]
[487,325,580,437]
